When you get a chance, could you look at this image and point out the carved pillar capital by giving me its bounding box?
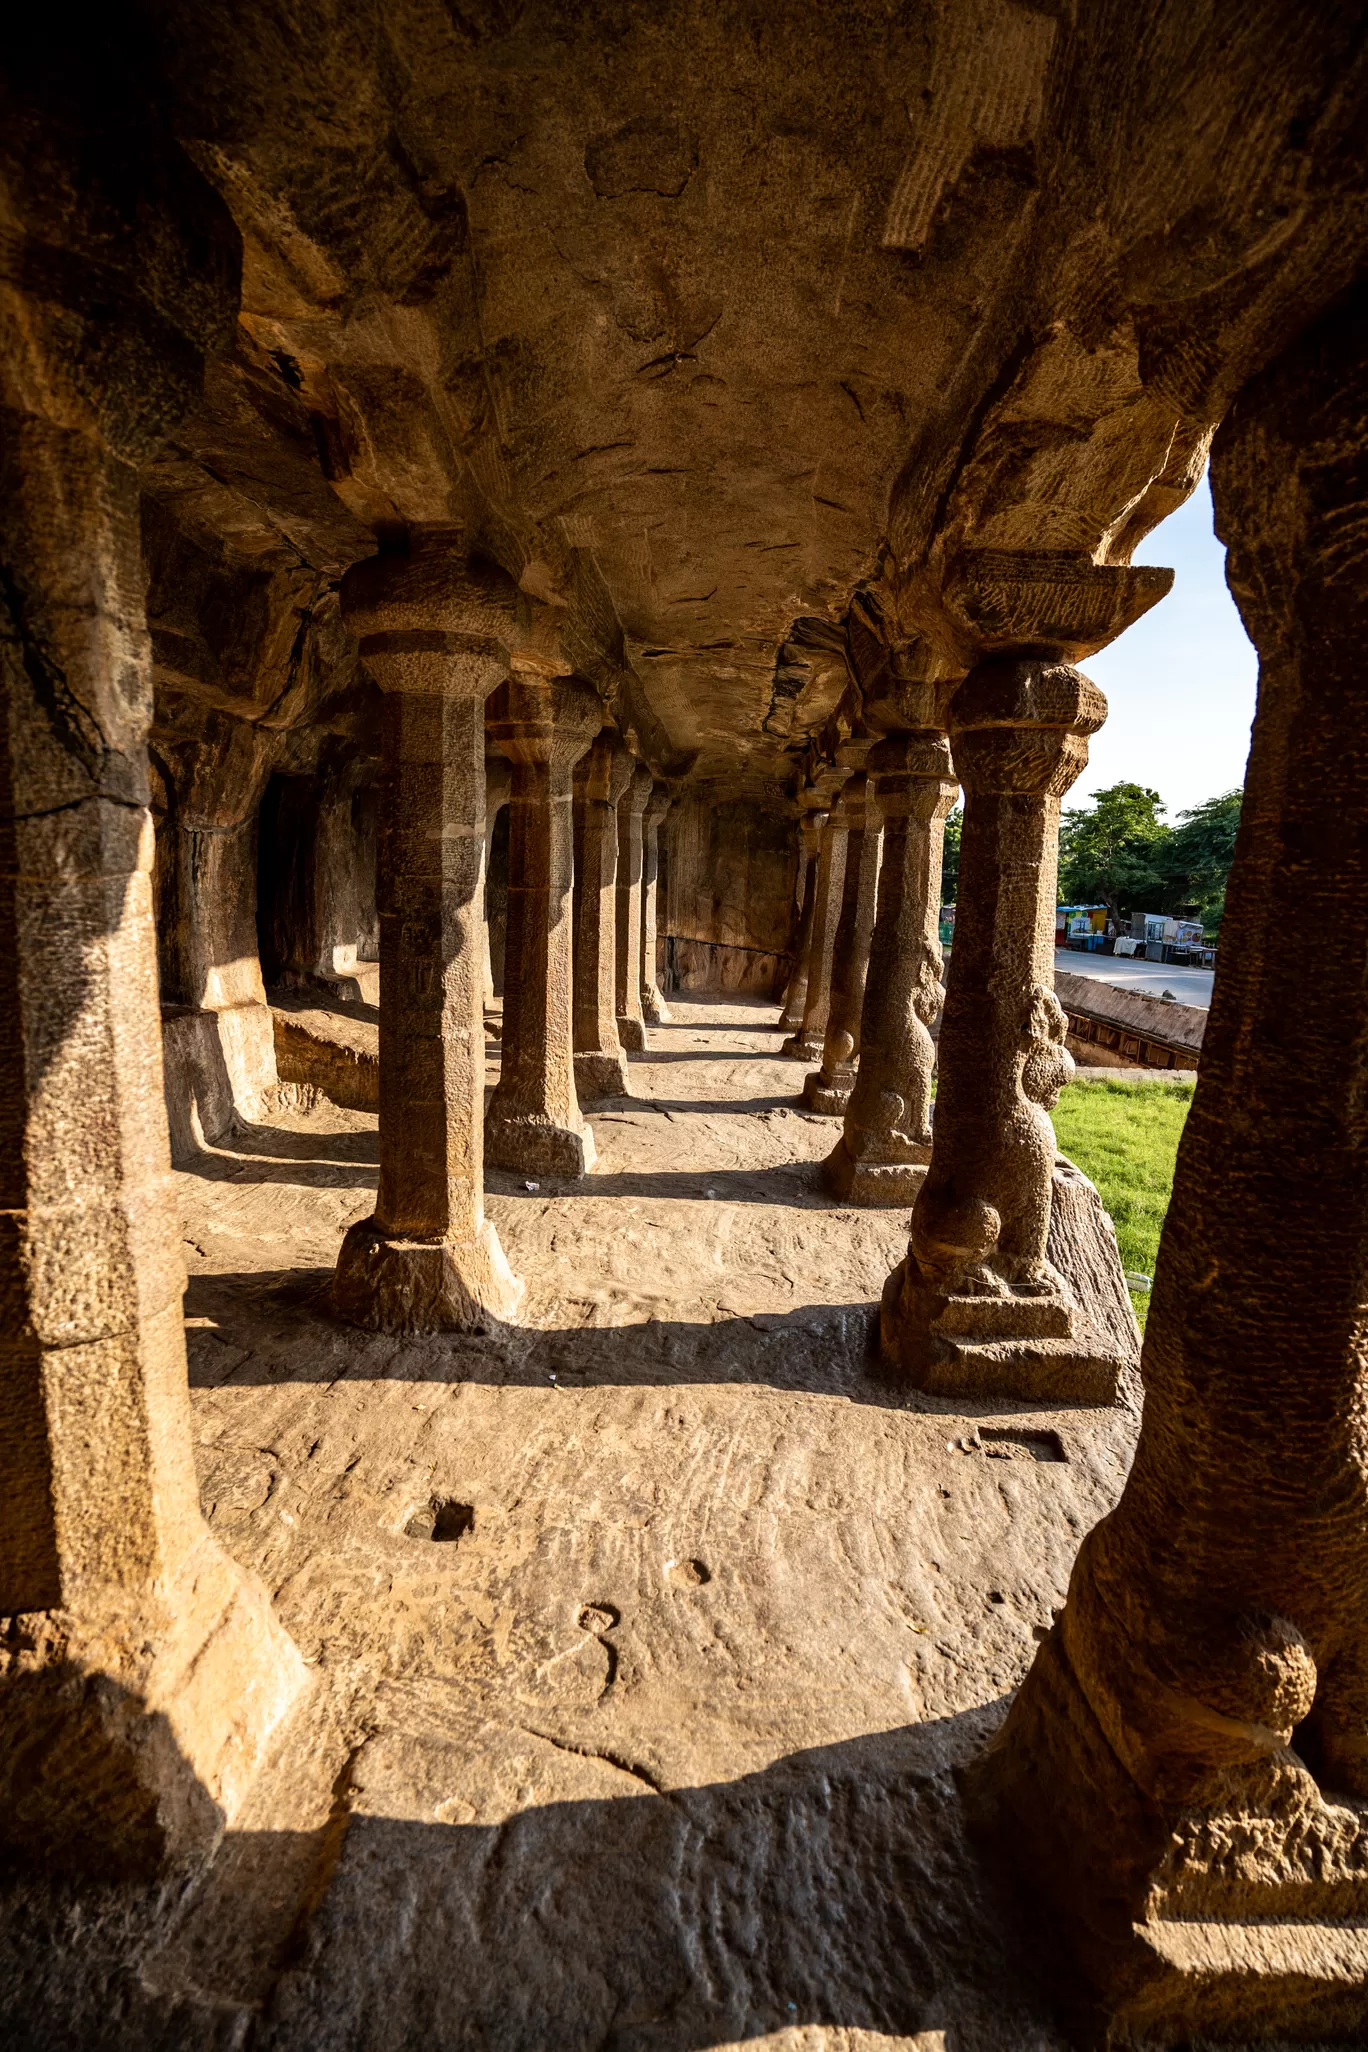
[948,658,1107,799]
[486,673,604,770]
[342,533,520,701]
[574,728,634,809]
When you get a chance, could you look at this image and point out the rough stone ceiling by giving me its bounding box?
[142,0,1368,782]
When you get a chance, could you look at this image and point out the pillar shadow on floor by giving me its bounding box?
[182,1124,849,1205]
[1,1692,1069,2052]
[181,1271,1114,1423]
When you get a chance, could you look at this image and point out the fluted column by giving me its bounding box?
[0,195,304,1871]
[486,673,602,1177]
[640,780,673,1025]
[334,537,523,1331]
[782,769,850,1059]
[615,761,653,1052]
[572,729,632,1099]
[822,733,955,1199]
[881,661,1117,1398]
[483,753,511,1010]
[971,283,1368,2043]
[802,758,883,1115]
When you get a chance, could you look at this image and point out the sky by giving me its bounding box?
[1071,470,1259,821]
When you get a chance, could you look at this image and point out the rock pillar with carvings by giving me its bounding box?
[802,751,883,1115]
[777,797,827,1033]
[823,733,957,1200]
[486,670,603,1177]
[483,752,511,1011]
[572,729,633,1099]
[640,780,674,1025]
[334,536,524,1332]
[615,761,653,1052]
[0,162,305,1874]
[881,659,1127,1401]
[971,288,1368,2042]
[782,768,850,1058]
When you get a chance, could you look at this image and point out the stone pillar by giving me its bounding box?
[781,769,850,1059]
[0,343,304,1870]
[971,289,1368,2041]
[154,716,283,1156]
[823,734,956,1201]
[310,765,370,986]
[640,780,674,1026]
[572,729,632,1099]
[615,761,653,1052]
[777,801,826,1033]
[486,673,602,1177]
[483,752,511,1010]
[802,759,883,1115]
[881,661,1127,1402]
[333,535,523,1331]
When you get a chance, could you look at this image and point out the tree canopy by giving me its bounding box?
[1057,782,1243,933]
[1057,782,1168,923]
[941,805,962,904]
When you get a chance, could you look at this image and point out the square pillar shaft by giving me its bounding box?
[333,537,523,1330]
[782,772,850,1059]
[803,767,883,1115]
[572,730,632,1099]
[615,761,653,1052]
[640,781,673,1025]
[823,733,955,1202]
[0,407,304,1877]
[486,673,601,1178]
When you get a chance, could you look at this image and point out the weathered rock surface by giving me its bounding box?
[0,1000,1139,2049]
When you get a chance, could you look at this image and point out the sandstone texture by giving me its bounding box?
[2,999,1140,2050]
[6,4,1368,2044]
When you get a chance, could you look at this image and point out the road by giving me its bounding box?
[1054,947,1214,1008]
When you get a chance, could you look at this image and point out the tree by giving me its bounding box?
[1158,789,1242,932]
[1058,781,1167,923]
[941,805,962,903]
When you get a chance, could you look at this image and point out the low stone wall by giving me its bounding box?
[1055,968,1206,1072]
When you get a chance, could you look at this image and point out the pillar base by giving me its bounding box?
[801,1065,855,1116]
[781,1030,823,1060]
[0,1536,307,1880]
[616,1015,647,1052]
[485,1106,597,1179]
[334,1216,524,1332]
[776,1001,805,1033]
[880,1159,1136,1401]
[574,1049,629,1099]
[967,1626,1368,2044]
[642,986,672,1025]
[822,1135,929,1207]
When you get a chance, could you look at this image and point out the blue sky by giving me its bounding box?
[1074,470,1259,821]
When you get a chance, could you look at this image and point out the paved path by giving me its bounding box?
[1054,947,1214,1008]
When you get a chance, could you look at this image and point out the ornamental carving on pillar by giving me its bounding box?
[881,658,1137,1402]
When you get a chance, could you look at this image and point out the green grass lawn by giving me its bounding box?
[1050,1077,1194,1324]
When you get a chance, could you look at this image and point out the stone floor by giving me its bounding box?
[7,997,1165,2049]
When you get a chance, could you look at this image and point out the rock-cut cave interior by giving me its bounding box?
[3,4,1368,2047]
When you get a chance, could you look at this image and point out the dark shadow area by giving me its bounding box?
[627,1047,787,1066]
[638,1095,799,1116]
[180,1120,379,1188]
[485,1161,835,1207]
[181,1271,1101,1423]
[2,1701,1061,2052]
